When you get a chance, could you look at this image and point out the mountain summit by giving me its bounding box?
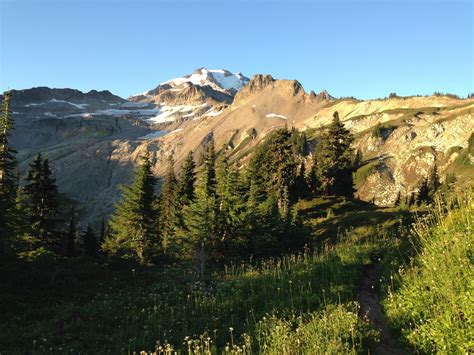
[129,68,250,101]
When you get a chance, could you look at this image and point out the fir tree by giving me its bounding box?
[313,111,355,197]
[177,150,196,205]
[23,154,60,247]
[427,164,441,198]
[394,191,401,207]
[159,155,180,253]
[105,151,159,264]
[416,177,430,205]
[82,224,99,257]
[202,142,217,197]
[215,155,245,249]
[0,91,18,249]
[65,206,76,257]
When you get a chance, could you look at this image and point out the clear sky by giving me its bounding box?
[1,0,472,99]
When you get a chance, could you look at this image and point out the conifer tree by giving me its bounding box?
[105,151,159,264]
[159,155,180,253]
[177,151,196,206]
[65,206,76,257]
[202,142,217,197]
[427,163,441,198]
[0,91,18,248]
[394,191,401,207]
[82,224,99,257]
[215,155,245,247]
[416,177,430,205]
[313,111,355,197]
[181,144,219,273]
[23,154,60,247]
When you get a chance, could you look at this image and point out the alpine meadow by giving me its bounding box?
[1,0,473,354]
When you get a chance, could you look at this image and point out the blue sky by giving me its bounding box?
[1,0,472,99]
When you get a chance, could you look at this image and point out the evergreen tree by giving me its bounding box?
[159,155,180,253]
[427,164,441,198]
[177,151,196,206]
[313,111,355,197]
[65,206,76,257]
[105,151,159,264]
[82,224,99,257]
[202,142,217,197]
[182,186,217,277]
[215,155,245,250]
[416,177,430,205]
[394,191,401,207]
[294,161,309,199]
[354,149,363,168]
[23,154,60,248]
[0,91,18,249]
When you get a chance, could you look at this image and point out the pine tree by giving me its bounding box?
[82,224,99,257]
[182,186,217,277]
[215,155,245,249]
[23,154,60,248]
[0,91,18,249]
[427,164,441,199]
[394,191,401,206]
[159,155,180,253]
[294,161,309,199]
[202,142,217,197]
[313,111,355,197]
[177,151,196,206]
[105,151,159,264]
[416,177,430,205]
[354,149,363,168]
[65,206,76,257]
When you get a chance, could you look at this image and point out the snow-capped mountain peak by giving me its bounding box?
[162,68,249,94]
[130,68,250,100]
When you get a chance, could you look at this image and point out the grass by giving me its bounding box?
[353,161,380,189]
[1,197,405,354]
[3,194,471,354]
[383,192,474,353]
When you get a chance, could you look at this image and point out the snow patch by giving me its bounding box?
[266,113,288,119]
[49,99,89,109]
[205,110,223,117]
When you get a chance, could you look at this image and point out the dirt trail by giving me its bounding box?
[357,263,405,355]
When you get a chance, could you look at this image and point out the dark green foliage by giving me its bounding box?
[215,155,246,249]
[159,155,180,254]
[468,133,474,155]
[65,207,76,257]
[248,127,298,207]
[313,112,356,197]
[394,191,401,206]
[354,149,363,168]
[290,127,309,156]
[202,143,217,197]
[371,122,395,139]
[417,164,441,205]
[177,151,196,205]
[23,154,60,248]
[0,91,18,250]
[105,151,159,264]
[82,224,99,257]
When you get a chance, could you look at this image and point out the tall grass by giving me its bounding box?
[384,192,473,353]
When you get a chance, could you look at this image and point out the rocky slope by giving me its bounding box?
[4,71,473,225]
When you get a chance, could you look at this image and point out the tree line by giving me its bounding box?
[6,90,437,272]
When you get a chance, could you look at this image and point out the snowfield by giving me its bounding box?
[266,113,288,119]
